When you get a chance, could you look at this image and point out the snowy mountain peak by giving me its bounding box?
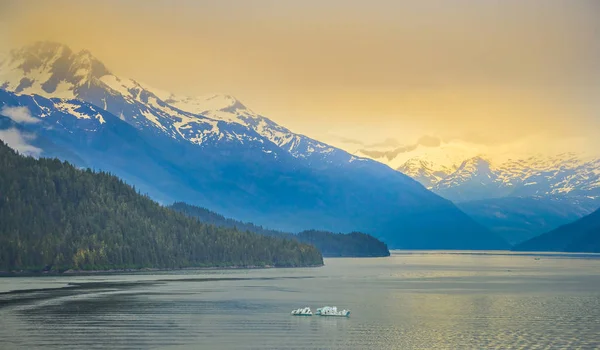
[457,156,491,171]
[0,42,111,99]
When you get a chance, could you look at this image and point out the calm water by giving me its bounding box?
[1,251,600,349]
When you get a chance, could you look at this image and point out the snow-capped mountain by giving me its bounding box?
[433,153,600,202]
[351,134,600,202]
[0,42,349,167]
[0,41,509,249]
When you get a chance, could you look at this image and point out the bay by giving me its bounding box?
[1,251,599,349]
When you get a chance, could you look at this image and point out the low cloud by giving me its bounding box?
[417,135,441,148]
[367,138,401,149]
[359,135,441,160]
[0,128,42,157]
[0,106,40,124]
[335,136,365,146]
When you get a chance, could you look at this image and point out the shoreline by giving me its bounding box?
[0,263,325,278]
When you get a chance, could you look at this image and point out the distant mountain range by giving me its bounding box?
[0,42,508,250]
[514,207,600,253]
[346,137,600,244]
[354,139,600,202]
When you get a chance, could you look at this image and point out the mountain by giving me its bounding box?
[457,196,600,245]
[513,208,600,253]
[169,202,390,257]
[349,136,600,203]
[0,140,323,272]
[0,42,509,250]
[434,154,600,202]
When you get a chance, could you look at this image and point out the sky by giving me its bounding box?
[1,0,599,150]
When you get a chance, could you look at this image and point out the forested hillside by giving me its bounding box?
[170,202,390,257]
[0,141,323,272]
[296,230,390,257]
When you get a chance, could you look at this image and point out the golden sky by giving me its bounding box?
[1,0,599,146]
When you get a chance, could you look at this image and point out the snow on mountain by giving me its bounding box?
[154,91,348,166]
[396,158,454,189]
[0,90,119,136]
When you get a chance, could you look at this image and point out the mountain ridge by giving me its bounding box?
[458,196,600,245]
[513,207,600,253]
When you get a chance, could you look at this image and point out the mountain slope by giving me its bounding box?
[458,196,600,245]
[0,140,323,272]
[0,42,509,250]
[513,208,600,253]
[169,202,390,257]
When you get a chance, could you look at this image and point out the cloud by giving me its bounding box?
[0,128,42,157]
[359,135,441,160]
[416,135,441,148]
[334,136,365,146]
[367,138,401,149]
[0,106,40,124]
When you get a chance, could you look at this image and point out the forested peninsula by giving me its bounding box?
[170,202,390,257]
[0,141,323,273]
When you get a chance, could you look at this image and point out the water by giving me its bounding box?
[1,251,599,349]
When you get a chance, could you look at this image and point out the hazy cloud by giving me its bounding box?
[416,135,441,148]
[336,136,402,149]
[335,136,365,146]
[0,128,42,157]
[3,0,599,145]
[360,135,441,159]
[367,138,401,149]
[1,106,39,124]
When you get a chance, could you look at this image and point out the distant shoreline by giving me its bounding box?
[388,250,600,257]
